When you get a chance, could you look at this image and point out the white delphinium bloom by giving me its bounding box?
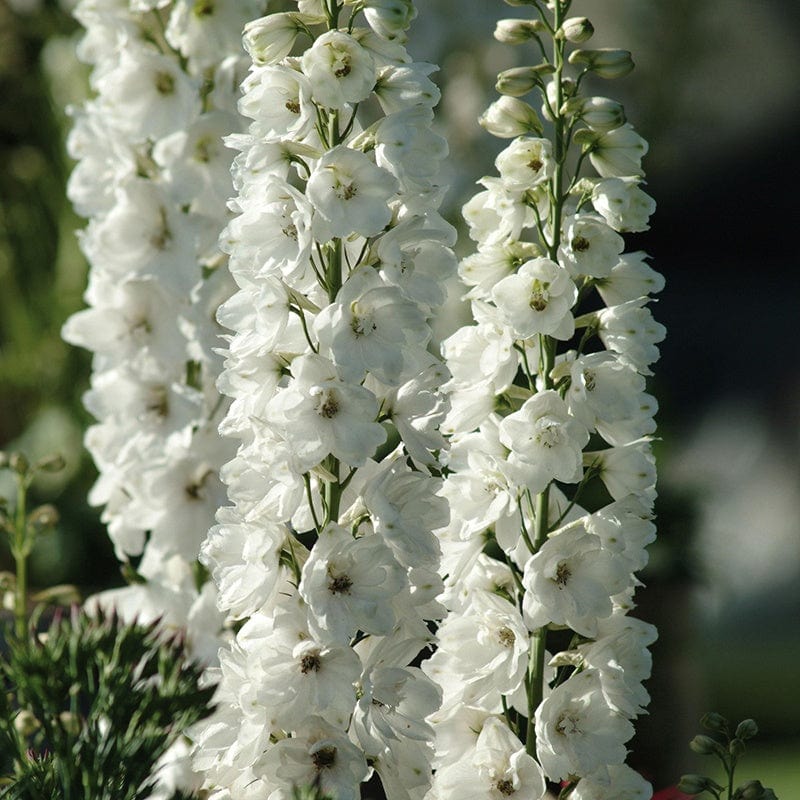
[495,137,554,192]
[588,123,649,178]
[432,717,547,800]
[595,297,666,375]
[258,717,370,800]
[571,763,652,800]
[522,524,630,637]
[301,30,377,108]
[300,524,407,642]
[535,670,634,783]
[559,213,625,278]
[595,252,664,306]
[591,177,656,233]
[586,439,657,502]
[307,145,399,239]
[491,257,577,341]
[422,589,530,711]
[499,390,589,493]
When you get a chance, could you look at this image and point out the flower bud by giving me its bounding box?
[35,453,66,473]
[494,18,544,44]
[569,48,634,79]
[559,16,594,43]
[678,775,716,794]
[729,738,746,758]
[29,504,59,533]
[689,734,724,756]
[14,710,40,738]
[701,711,730,733]
[735,719,758,740]
[479,96,543,137]
[574,96,626,132]
[738,780,766,800]
[496,65,555,97]
[9,452,28,476]
[243,13,307,66]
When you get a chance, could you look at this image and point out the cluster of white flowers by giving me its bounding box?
[62,0,266,661]
[426,3,664,799]
[190,2,456,798]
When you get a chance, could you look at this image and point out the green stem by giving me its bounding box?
[525,0,568,758]
[13,475,28,642]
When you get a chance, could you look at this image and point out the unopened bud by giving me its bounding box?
[9,452,29,476]
[568,48,634,79]
[735,719,758,741]
[243,13,307,66]
[738,780,766,800]
[479,96,543,137]
[701,711,730,733]
[29,504,59,532]
[690,734,723,756]
[678,775,715,795]
[494,18,543,44]
[496,64,555,97]
[35,453,66,473]
[574,96,626,132]
[729,738,746,758]
[559,16,594,43]
[58,711,82,736]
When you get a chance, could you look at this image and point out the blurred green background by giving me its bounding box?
[0,0,797,795]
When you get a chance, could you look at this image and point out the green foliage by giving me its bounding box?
[0,607,215,800]
[679,713,779,800]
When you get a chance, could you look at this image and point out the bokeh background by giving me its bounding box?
[1,0,798,794]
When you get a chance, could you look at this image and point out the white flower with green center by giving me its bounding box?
[522,526,630,637]
[559,213,624,279]
[300,525,407,643]
[306,145,398,239]
[301,29,377,108]
[491,256,577,340]
[495,136,554,192]
[498,390,589,494]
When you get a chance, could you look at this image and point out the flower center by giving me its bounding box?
[527,157,543,174]
[316,389,340,419]
[529,279,550,312]
[584,368,596,391]
[300,652,322,674]
[571,235,591,253]
[533,416,564,449]
[328,573,353,595]
[554,560,571,588]
[497,626,516,648]
[154,71,175,96]
[555,711,581,736]
[285,99,301,114]
[496,779,515,796]
[312,745,337,770]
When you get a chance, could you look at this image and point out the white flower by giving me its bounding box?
[566,352,656,446]
[238,603,361,731]
[242,13,307,66]
[495,137,554,191]
[591,177,655,233]
[301,30,377,108]
[595,298,666,375]
[423,590,530,710]
[314,266,428,386]
[586,440,657,502]
[535,670,634,783]
[259,716,369,800]
[559,213,624,279]
[300,525,407,642]
[433,717,547,800]
[267,353,386,470]
[479,96,543,139]
[499,390,589,494]
[491,257,577,340]
[588,123,648,178]
[522,525,630,637]
[96,45,201,141]
[306,145,398,239]
[374,62,441,113]
[571,764,652,800]
[594,252,664,306]
[360,0,417,41]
